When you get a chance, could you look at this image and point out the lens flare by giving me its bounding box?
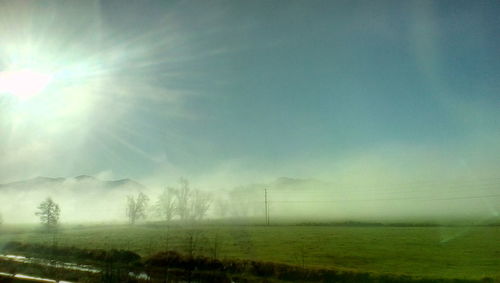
[0,69,53,100]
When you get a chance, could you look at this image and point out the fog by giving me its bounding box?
[0,1,499,227]
[1,150,498,224]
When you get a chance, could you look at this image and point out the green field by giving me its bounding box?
[1,224,499,280]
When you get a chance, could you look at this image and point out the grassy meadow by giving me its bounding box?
[0,223,499,280]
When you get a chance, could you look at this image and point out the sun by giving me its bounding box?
[0,69,54,100]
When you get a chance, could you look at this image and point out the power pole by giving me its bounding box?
[267,195,270,225]
[264,188,269,225]
[264,188,270,225]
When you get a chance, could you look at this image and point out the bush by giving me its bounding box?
[1,241,141,265]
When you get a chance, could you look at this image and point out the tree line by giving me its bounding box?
[126,178,212,225]
[29,178,212,229]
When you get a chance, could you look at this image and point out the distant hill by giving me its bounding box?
[0,176,65,189]
[271,177,332,190]
[230,177,335,194]
[0,175,147,191]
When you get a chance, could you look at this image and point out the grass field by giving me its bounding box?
[1,224,499,280]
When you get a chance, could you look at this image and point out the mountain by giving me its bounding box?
[0,176,65,189]
[0,175,147,191]
[0,175,148,223]
[74,175,97,181]
[271,177,331,190]
[104,178,145,189]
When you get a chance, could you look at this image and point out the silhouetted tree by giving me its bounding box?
[126,192,149,225]
[191,190,212,221]
[175,178,191,221]
[214,198,229,218]
[172,178,212,222]
[35,197,60,230]
[228,190,251,217]
[156,186,177,223]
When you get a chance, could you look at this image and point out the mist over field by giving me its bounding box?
[0,170,498,224]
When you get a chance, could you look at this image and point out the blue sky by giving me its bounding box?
[1,0,499,186]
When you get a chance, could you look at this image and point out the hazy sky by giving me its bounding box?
[1,0,499,187]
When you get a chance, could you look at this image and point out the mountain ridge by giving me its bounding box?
[0,175,146,190]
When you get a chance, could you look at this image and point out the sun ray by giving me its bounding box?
[0,69,53,100]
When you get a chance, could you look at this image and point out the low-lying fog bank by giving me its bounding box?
[0,175,498,226]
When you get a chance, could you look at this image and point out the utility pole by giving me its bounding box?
[265,188,270,225]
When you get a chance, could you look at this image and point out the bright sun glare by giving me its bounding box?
[0,69,53,100]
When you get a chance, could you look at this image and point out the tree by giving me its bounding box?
[126,192,149,225]
[35,197,60,230]
[191,190,212,221]
[175,178,192,221]
[164,178,213,223]
[156,186,177,223]
[228,190,251,217]
[214,198,229,218]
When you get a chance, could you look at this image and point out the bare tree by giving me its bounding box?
[214,198,229,218]
[126,192,149,225]
[175,178,191,221]
[228,190,251,217]
[191,190,212,221]
[35,197,60,230]
[156,186,177,223]
[168,178,213,223]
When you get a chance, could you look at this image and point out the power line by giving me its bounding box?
[229,189,500,203]
[269,193,500,203]
[228,177,500,206]
[264,180,500,197]
[321,176,500,192]
[257,183,500,196]
[277,185,500,198]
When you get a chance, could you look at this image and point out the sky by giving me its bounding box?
[1,0,500,189]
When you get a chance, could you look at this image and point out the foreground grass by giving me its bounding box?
[0,224,498,280]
